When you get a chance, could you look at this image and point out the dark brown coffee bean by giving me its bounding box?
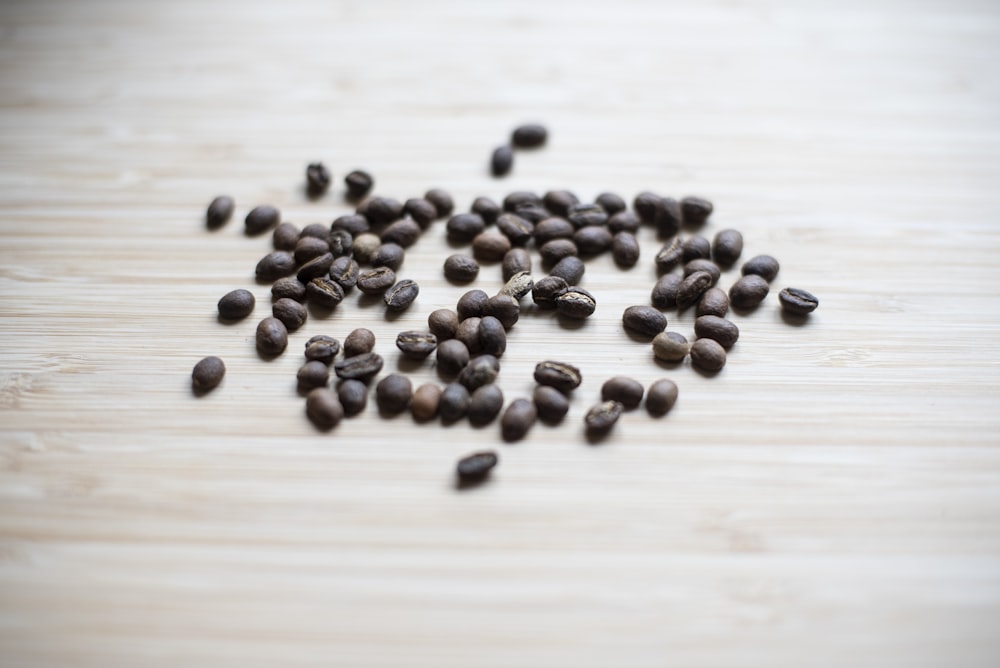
[478,316,507,357]
[601,376,644,409]
[658,197,682,238]
[217,288,255,320]
[493,213,532,247]
[293,237,329,266]
[356,267,396,295]
[533,217,574,244]
[428,308,459,341]
[271,277,306,303]
[305,162,331,197]
[681,196,713,226]
[690,338,726,371]
[729,274,770,310]
[272,221,300,250]
[491,145,514,176]
[206,195,234,229]
[329,228,353,259]
[411,383,442,421]
[550,256,585,286]
[499,271,533,301]
[304,334,340,364]
[568,203,608,229]
[297,360,330,389]
[375,374,412,415]
[682,235,711,262]
[534,361,581,394]
[255,251,296,282]
[443,254,480,283]
[555,287,596,319]
[595,192,626,216]
[272,297,307,331]
[256,317,288,355]
[608,210,640,234]
[381,218,421,247]
[436,338,471,376]
[697,287,730,318]
[296,252,334,282]
[303,224,332,241]
[652,331,690,362]
[458,354,500,391]
[384,279,419,311]
[533,385,569,424]
[676,271,713,311]
[305,388,344,429]
[365,196,404,226]
[695,315,740,349]
[305,277,345,308]
[332,213,370,237]
[245,205,280,236]
[337,379,368,416]
[484,294,520,330]
[192,356,225,392]
[471,196,501,224]
[712,229,743,267]
[633,191,663,224]
[612,232,640,268]
[646,379,678,416]
[501,398,537,441]
[456,450,498,483]
[511,123,547,148]
[344,169,374,200]
[655,238,684,273]
[456,289,489,320]
[573,226,613,255]
[469,384,504,426]
[585,400,623,432]
[334,352,384,381]
[440,383,471,422]
[329,256,359,291]
[779,287,819,315]
[650,274,682,310]
[472,230,512,262]
[503,191,542,212]
[424,188,454,218]
[403,198,437,228]
[539,238,578,266]
[531,275,569,308]
[514,203,550,225]
[502,248,532,281]
[543,190,579,217]
[396,330,437,359]
[371,243,404,271]
[742,255,781,282]
[446,213,486,243]
[622,305,667,338]
[456,317,483,355]
[344,328,376,357]
[684,258,721,286]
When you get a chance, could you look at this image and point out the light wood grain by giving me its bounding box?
[2,0,1000,666]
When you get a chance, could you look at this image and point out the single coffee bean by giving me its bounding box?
[515,203,549,224]
[533,385,569,424]
[601,376,644,409]
[446,212,486,243]
[424,188,455,218]
[729,274,770,310]
[456,317,483,355]
[469,384,504,426]
[501,398,537,441]
[306,162,331,197]
[344,328,376,357]
[304,334,340,364]
[332,213,370,237]
[439,383,471,422]
[297,360,330,389]
[255,251,296,282]
[337,378,368,416]
[690,338,727,372]
[607,211,640,235]
[293,236,330,265]
[356,267,396,295]
[351,232,381,264]
[539,238,578,267]
[511,123,547,148]
[471,196,501,224]
[478,316,507,357]
[371,243,404,271]
[411,383,442,421]
[658,197,682,238]
[329,256,360,291]
[206,195,235,229]
[652,331,690,362]
[684,258,721,286]
[655,238,684,273]
[712,229,744,267]
[499,271,533,301]
[682,235,712,262]
[697,287,730,318]
[305,277,346,308]
[245,205,280,236]
[472,230,512,262]
[555,287,596,319]
[375,374,412,415]
[531,275,569,308]
[676,270,713,311]
[256,317,288,355]
[502,248,532,281]
[573,226,613,255]
[301,221,330,240]
[503,191,542,212]
[456,289,489,320]
[272,221,301,250]
[403,198,437,228]
[428,308,459,341]
[533,217,574,244]
[192,356,225,392]
[384,279,418,311]
[612,232,640,268]
[650,274,682,310]
[550,256,585,286]
[483,294,520,330]
[568,203,608,229]
[779,287,819,315]
[742,255,780,282]
[695,315,740,349]
[381,218,421,248]
[443,254,480,283]
[365,196,404,226]
[218,288,255,320]
[534,361,581,394]
[595,191,626,216]
[296,251,334,282]
[344,169,374,200]
[543,189,580,217]
[436,338,471,376]
[272,297,307,331]
[458,354,500,391]
[491,145,514,176]
[328,228,352,259]
[271,277,306,303]
[633,191,663,224]
[496,213,534,246]
[334,352,384,381]
[623,305,667,338]
[585,400,624,433]
[305,388,344,429]
[396,330,437,359]
[456,450,498,483]
[646,379,679,416]
[681,196,713,226]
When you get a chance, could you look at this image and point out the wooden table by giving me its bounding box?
[2,0,999,665]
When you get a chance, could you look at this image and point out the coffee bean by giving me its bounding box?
[471,196,501,224]
[297,360,330,389]
[272,297,307,331]
[443,254,480,283]
[206,195,235,229]
[484,294,520,330]
[585,400,623,433]
[332,213,370,237]
[682,235,712,262]
[478,316,507,357]
[384,279,418,311]
[595,192,626,216]
[271,277,306,303]
[255,251,296,282]
[601,376,644,409]
[446,213,486,243]
[302,222,331,240]
[712,229,743,267]
[305,388,344,429]
[503,191,542,212]
[344,169,374,200]
[458,354,500,391]
[456,289,489,320]
[375,374,412,415]
[607,210,640,234]
[305,277,346,308]
[568,203,608,229]
[472,230,512,262]
[690,338,726,372]
[533,217,574,244]
[539,239,578,266]
[511,123,547,148]
[491,145,514,176]
[245,205,280,236]
[411,383,442,421]
[337,379,368,416]
[779,287,819,315]
[742,255,780,282]
[534,361,581,394]
[365,196,404,226]
[396,330,437,359]
[305,162,331,197]
[650,274,682,310]
[439,383,472,423]
[729,274,770,310]
[334,352,384,381]
[499,271,533,301]
[218,288,255,320]
[304,334,340,364]
[655,238,683,273]
[633,192,663,224]
[533,385,569,424]
[356,267,396,295]
[296,252,334,282]
[403,198,437,228]
[469,384,504,426]
[531,275,569,308]
[684,258,721,286]
[192,356,225,392]
[428,308,459,341]
[695,315,740,349]
[272,221,301,250]
[293,237,329,265]
[646,379,678,416]
[344,329,375,357]
[502,248,532,281]
[622,305,667,338]
[496,213,534,246]
[514,206,549,226]
[573,226,613,255]
[371,243,405,271]
[436,338,471,376]
[425,188,455,218]
[676,270,713,311]
[456,317,482,355]
[652,331,690,362]
[696,287,730,318]
[501,398,537,441]
[543,189,580,217]
[680,196,713,226]
[351,233,381,264]
[612,232,640,268]
[556,287,597,319]
[256,317,288,355]
[329,256,359,291]
[550,256,585,286]
[657,198,682,238]
[381,218,421,247]
[456,450,498,483]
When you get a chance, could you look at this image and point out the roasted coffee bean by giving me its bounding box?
[306,162,331,197]
[568,203,608,229]
[456,289,489,320]
[456,317,483,355]
[585,400,623,433]
[375,374,412,415]
[334,352,384,381]
[491,145,514,176]
[456,450,498,483]
[296,252,334,282]
[428,308,459,341]
[301,223,330,240]
[305,277,345,308]
[272,221,301,250]
[501,398,537,441]
[539,238,578,266]
[658,197,682,238]
[622,305,667,338]
[484,294,520,329]
[595,191,626,216]
[256,317,288,355]
[695,315,740,348]
[543,189,579,217]
[534,361,581,394]
[612,232,640,268]
[502,248,532,281]
[329,229,353,259]
[742,255,781,282]
[332,213,370,237]
[192,356,225,392]
[337,379,368,416]
[381,218,421,247]
[344,169,374,200]
[779,287,819,315]
[271,277,306,303]
[293,237,329,266]
[533,217,574,244]
[446,213,486,243]
[531,275,569,308]
[344,328,376,357]
[472,230,512,262]
[478,316,507,357]
[573,226,613,255]
[458,354,500,391]
[272,297,307,331]
[439,383,471,422]
[245,205,280,236]
[206,195,234,229]
[511,123,548,148]
[365,196,404,226]
[348,233,378,267]
[494,213,533,246]
[533,385,569,424]
[217,288,255,320]
[403,198,437,228]
[471,196,501,224]
[682,235,712,262]
[650,274,682,310]
[555,287,596,319]
[304,334,340,364]
[329,256,359,291]
[356,267,396,295]
[411,383,442,421]
[712,229,744,267]
[516,202,553,223]
[652,331,690,362]
[499,271,533,301]
[684,258,721,286]
[680,196,713,226]
[550,256,585,286]
[633,191,663,224]
[297,360,330,389]
[396,330,437,359]
[503,191,542,212]
[425,188,455,218]
[255,251,296,282]
[608,210,640,234]
[729,274,770,310]
[696,287,729,318]
[601,376,644,409]
[690,338,726,371]
[443,254,480,283]
[469,384,504,426]
[305,388,344,429]
[676,271,713,311]
[646,379,678,416]
[436,338,471,376]
[371,243,404,271]
[655,238,684,273]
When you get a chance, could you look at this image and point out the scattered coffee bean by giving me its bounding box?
[607,210,640,234]
[245,205,280,236]
[271,277,306,302]
[425,188,455,218]
[447,213,486,243]
[256,317,288,355]
[272,221,301,250]
[456,289,489,320]
[511,123,548,148]
[483,294,520,330]
[533,217,574,244]
[612,232,640,268]
[471,196,501,224]
[622,305,667,338]
[218,288,255,320]
[655,237,684,273]
[337,379,368,416]
[305,277,346,308]
[356,267,396,295]
[396,330,437,359]
[306,162,331,197]
[496,213,534,246]
[299,223,330,242]
[555,287,597,319]
[458,354,500,391]
[676,270,713,311]
[549,256,585,287]
[293,236,329,266]
[568,203,608,229]
[411,383,442,421]
[304,334,340,364]
[595,191,626,216]
[456,450,498,484]
[501,398,537,441]
[633,191,663,224]
[404,198,437,228]
[332,213,370,237]
[272,297,307,331]
[680,196,713,226]
[573,226,613,255]
[381,218,421,247]
[255,251,296,282]
[502,249,532,282]
[683,258,721,286]
[351,232,381,264]
[344,169,374,200]
[533,385,570,424]
[192,356,225,392]
[779,287,819,315]
[539,238,578,266]
[690,338,727,372]
[444,254,480,283]
[729,274,770,310]
[472,230,512,262]
[439,382,471,422]
[696,287,730,318]
[712,229,744,267]
[695,315,740,349]
[657,197,682,238]
[652,331,690,362]
[375,374,412,415]
[503,191,542,212]
[428,308,459,341]
[365,196,404,226]
[305,388,344,429]
[456,318,482,355]
[334,352,384,381]
[491,145,514,176]
[499,271,533,301]
[329,256,359,291]
[646,379,678,416]
[584,400,624,433]
[742,255,780,282]
[682,235,712,262]
[513,203,549,224]
[544,189,580,217]
[650,274,682,310]
[297,360,330,389]
[478,316,507,357]
[296,251,334,282]
[531,275,569,308]
[371,243,405,271]
[534,361,582,394]
[436,338,471,376]
[469,384,504,426]
[601,376,644,409]
[206,195,235,229]
[384,279,419,311]
[343,328,376,357]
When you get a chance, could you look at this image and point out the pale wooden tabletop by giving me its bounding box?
[2,0,999,666]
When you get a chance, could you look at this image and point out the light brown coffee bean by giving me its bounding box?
[411,383,442,421]
[344,328,376,357]
[690,338,727,372]
[652,331,690,362]
[501,398,537,441]
[428,308,459,340]
[646,379,679,416]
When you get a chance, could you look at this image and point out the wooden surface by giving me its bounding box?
[2,0,1000,666]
